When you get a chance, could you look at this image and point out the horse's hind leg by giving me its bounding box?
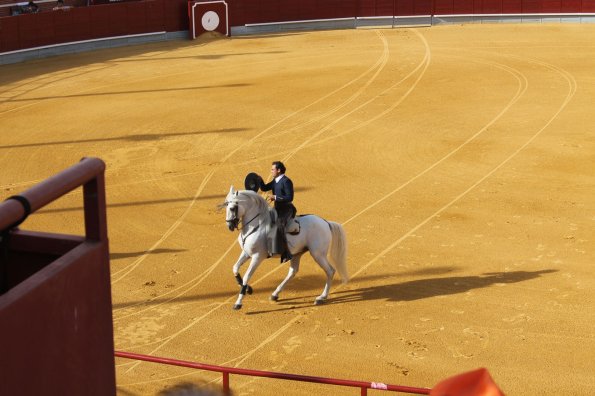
[271,253,302,302]
[311,252,335,305]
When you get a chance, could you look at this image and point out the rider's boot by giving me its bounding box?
[280,234,292,263]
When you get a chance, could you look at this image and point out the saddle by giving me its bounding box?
[265,208,300,256]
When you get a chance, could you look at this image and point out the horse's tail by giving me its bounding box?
[327,221,348,284]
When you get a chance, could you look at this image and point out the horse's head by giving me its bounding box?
[224,186,244,231]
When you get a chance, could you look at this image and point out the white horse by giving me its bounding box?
[222,186,348,310]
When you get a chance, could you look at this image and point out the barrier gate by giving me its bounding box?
[0,157,115,395]
[188,0,230,39]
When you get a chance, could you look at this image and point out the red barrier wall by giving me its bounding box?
[430,0,593,14]
[225,0,589,26]
[0,158,115,396]
[1,0,594,54]
[0,0,189,53]
[0,234,115,396]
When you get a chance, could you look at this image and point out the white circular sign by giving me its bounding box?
[201,11,220,31]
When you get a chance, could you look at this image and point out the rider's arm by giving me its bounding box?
[260,179,273,191]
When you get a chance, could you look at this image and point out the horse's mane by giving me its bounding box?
[238,190,270,222]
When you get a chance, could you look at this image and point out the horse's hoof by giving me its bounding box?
[247,286,253,295]
[314,298,326,306]
[270,295,279,302]
[233,304,242,310]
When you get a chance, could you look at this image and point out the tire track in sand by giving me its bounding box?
[118,33,576,389]
[110,30,391,291]
[215,49,577,393]
[114,28,428,371]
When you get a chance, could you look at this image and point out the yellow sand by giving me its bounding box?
[1,24,594,395]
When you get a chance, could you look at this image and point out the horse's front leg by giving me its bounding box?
[232,251,253,295]
[233,252,265,310]
[271,253,302,302]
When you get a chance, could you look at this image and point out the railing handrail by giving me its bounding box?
[0,157,106,239]
[115,350,431,395]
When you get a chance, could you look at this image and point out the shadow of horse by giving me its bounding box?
[328,269,558,304]
[246,269,557,314]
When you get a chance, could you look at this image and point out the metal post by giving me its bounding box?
[83,166,107,242]
[223,372,230,395]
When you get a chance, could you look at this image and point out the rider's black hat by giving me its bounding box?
[244,172,263,192]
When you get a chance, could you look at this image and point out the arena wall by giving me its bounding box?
[0,0,188,56]
[1,0,595,60]
[226,0,595,25]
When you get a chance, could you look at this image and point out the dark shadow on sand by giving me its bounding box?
[0,128,247,149]
[231,33,303,40]
[0,38,286,85]
[2,83,250,104]
[245,269,558,315]
[112,50,287,63]
[110,267,459,310]
[110,248,187,261]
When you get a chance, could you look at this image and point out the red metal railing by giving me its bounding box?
[115,351,431,395]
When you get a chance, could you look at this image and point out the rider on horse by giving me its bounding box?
[260,161,295,263]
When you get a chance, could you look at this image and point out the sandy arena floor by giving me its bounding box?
[1,24,594,395]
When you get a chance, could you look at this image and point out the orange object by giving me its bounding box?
[431,368,504,396]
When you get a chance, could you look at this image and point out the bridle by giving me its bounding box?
[225,200,240,230]
[225,199,259,232]
[225,198,262,246]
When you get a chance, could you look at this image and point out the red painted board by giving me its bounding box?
[434,0,454,14]
[453,0,475,13]
[503,0,522,13]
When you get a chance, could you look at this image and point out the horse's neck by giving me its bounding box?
[242,199,264,227]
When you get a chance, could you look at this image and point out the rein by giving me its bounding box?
[239,212,259,231]
[239,213,261,245]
